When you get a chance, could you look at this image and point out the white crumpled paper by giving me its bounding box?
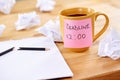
[98,29,120,60]
[36,17,62,42]
[0,0,16,14]
[15,11,40,31]
[0,24,5,36]
[36,0,56,12]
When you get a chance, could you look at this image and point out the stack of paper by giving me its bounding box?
[0,37,73,80]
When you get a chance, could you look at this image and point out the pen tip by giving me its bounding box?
[46,48,50,51]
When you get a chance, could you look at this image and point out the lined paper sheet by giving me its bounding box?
[0,37,73,80]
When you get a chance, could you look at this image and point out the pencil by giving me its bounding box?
[0,47,14,56]
[17,47,50,51]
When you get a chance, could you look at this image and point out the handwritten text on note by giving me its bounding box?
[64,18,93,48]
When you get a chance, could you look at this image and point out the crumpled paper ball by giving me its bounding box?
[15,11,40,30]
[0,24,5,36]
[36,0,56,12]
[0,0,16,14]
[36,17,62,42]
[98,28,120,60]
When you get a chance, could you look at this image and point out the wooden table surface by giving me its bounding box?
[1,0,120,80]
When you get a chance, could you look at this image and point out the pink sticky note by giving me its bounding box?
[64,18,93,48]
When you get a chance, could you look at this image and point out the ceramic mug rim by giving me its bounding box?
[60,7,95,19]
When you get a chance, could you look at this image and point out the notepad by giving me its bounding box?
[0,37,73,80]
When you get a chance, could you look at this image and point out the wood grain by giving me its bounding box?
[0,0,120,80]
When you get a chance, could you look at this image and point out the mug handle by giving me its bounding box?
[93,12,109,41]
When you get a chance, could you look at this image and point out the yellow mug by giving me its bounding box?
[59,7,109,52]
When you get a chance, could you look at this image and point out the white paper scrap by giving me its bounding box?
[98,29,120,60]
[36,17,62,42]
[0,24,5,36]
[0,0,16,14]
[15,11,40,31]
[36,0,56,12]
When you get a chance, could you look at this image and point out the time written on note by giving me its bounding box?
[65,23,89,40]
[64,19,93,48]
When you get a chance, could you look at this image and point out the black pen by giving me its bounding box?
[17,47,50,51]
[0,47,14,56]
